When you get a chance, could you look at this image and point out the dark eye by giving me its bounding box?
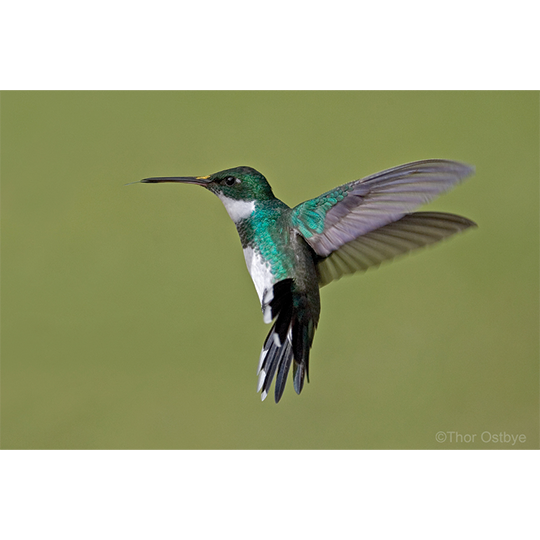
[223,176,237,186]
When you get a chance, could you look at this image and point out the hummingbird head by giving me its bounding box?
[141,166,276,223]
[141,166,275,201]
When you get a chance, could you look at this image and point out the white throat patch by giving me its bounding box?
[217,194,255,223]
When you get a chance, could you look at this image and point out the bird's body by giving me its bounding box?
[141,160,476,402]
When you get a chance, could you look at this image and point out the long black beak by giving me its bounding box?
[140,175,211,185]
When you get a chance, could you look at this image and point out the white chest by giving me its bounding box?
[243,246,274,307]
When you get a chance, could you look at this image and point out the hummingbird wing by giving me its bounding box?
[316,212,476,286]
[290,160,474,257]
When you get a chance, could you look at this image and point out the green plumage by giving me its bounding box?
[236,200,293,281]
[290,185,352,238]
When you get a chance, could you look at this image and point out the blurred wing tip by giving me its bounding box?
[454,162,475,180]
[437,159,475,180]
[403,159,475,181]
[462,217,478,229]
[438,212,477,229]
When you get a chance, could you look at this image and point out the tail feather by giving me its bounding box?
[293,362,306,395]
[257,279,318,403]
[258,322,293,402]
[260,346,284,401]
[274,340,293,401]
[274,301,292,347]
[292,315,314,386]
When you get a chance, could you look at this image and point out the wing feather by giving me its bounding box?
[291,160,475,256]
[317,212,476,287]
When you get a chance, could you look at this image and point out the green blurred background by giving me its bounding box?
[2,91,538,449]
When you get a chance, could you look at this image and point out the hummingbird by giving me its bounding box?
[139,160,475,403]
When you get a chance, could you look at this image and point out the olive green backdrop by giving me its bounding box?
[2,91,538,449]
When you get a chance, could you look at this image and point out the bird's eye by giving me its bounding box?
[224,176,237,186]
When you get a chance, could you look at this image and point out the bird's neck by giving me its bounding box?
[233,199,290,251]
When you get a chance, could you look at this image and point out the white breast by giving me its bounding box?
[243,246,274,314]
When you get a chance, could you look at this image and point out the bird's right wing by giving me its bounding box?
[290,160,475,257]
[316,211,476,287]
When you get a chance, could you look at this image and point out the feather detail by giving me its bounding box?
[317,211,476,286]
[291,160,474,256]
[257,279,318,402]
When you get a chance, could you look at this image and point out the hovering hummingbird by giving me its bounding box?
[139,160,475,403]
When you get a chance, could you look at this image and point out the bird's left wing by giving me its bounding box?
[316,211,476,287]
[290,160,474,257]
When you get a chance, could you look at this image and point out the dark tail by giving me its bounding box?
[257,279,318,403]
